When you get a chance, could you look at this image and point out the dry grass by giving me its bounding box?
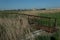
[0,15,35,40]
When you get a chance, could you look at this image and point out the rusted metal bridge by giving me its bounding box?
[19,14,57,33]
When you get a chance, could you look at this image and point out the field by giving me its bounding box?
[0,9,60,40]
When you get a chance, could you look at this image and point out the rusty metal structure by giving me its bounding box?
[18,14,57,33]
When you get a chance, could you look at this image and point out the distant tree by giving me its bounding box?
[18,9,21,11]
[40,8,46,10]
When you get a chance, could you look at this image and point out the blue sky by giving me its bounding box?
[0,0,60,10]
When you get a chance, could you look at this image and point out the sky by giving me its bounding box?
[0,0,60,10]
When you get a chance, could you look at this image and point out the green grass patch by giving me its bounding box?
[38,12,60,26]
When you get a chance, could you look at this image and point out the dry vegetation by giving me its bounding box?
[0,14,35,40]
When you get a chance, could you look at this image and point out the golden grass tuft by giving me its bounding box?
[0,15,34,40]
